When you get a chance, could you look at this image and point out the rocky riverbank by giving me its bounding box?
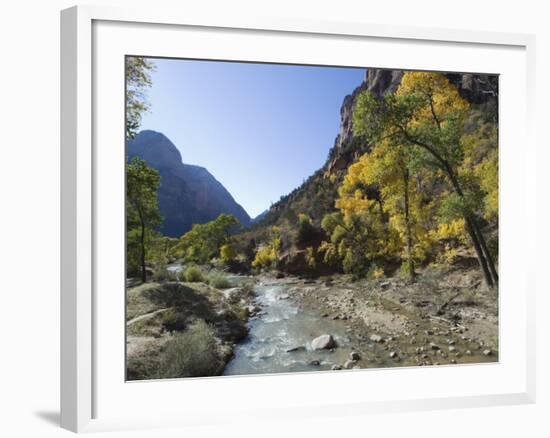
[284,265,498,369]
[126,277,259,380]
[126,265,498,379]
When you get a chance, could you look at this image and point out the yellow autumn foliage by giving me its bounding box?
[397,72,469,126]
[252,237,281,270]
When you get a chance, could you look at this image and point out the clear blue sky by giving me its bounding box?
[140,58,365,218]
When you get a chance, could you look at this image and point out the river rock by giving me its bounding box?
[350,351,361,361]
[247,304,262,316]
[286,346,306,353]
[483,349,492,356]
[331,365,343,370]
[311,334,336,350]
[370,334,383,343]
[223,287,245,304]
[343,360,355,369]
[309,360,321,366]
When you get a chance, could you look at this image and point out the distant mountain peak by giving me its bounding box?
[127,131,251,237]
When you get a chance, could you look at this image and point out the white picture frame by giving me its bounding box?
[60,4,537,433]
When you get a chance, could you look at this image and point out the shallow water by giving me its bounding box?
[224,282,354,376]
[166,261,183,273]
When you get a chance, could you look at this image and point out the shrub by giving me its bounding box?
[437,244,459,265]
[207,271,231,289]
[305,246,317,269]
[161,308,187,332]
[158,320,223,378]
[180,265,205,283]
[152,265,178,282]
[219,243,237,263]
[252,237,281,270]
[368,265,385,279]
[126,348,161,381]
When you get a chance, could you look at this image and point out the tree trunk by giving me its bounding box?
[470,217,498,285]
[403,169,415,282]
[464,217,493,287]
[403,135,498,288]
[443,162,495,287]
[138,209,147,284]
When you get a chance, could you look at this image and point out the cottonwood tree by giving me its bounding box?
[127,157,161,283]
[336,138,436,281]
[319,209,389,278]
[353,72,498,287]
[177,214,240,264]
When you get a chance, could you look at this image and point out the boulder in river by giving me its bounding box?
[311,334,336,350]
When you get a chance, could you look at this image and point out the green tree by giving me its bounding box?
[177,214,240,264]
[127,157,161,282]
[460,121,499,222]
[150,235,179,270]
[353,72,498,287]
[126,57,155,139]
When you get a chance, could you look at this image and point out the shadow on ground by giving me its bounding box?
[34,410,59,427]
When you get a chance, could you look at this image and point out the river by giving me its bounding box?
[223,280,355,376]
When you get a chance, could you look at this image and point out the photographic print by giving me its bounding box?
[125,57,498,381]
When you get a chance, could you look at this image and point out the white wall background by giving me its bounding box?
[0,0,547,436]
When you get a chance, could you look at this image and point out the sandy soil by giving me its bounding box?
[286,265,498,368]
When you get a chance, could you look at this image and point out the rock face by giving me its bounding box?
[328,68,498,174]
[127,130,251,237]
[311,334,336,350]
[335,69,404,151]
